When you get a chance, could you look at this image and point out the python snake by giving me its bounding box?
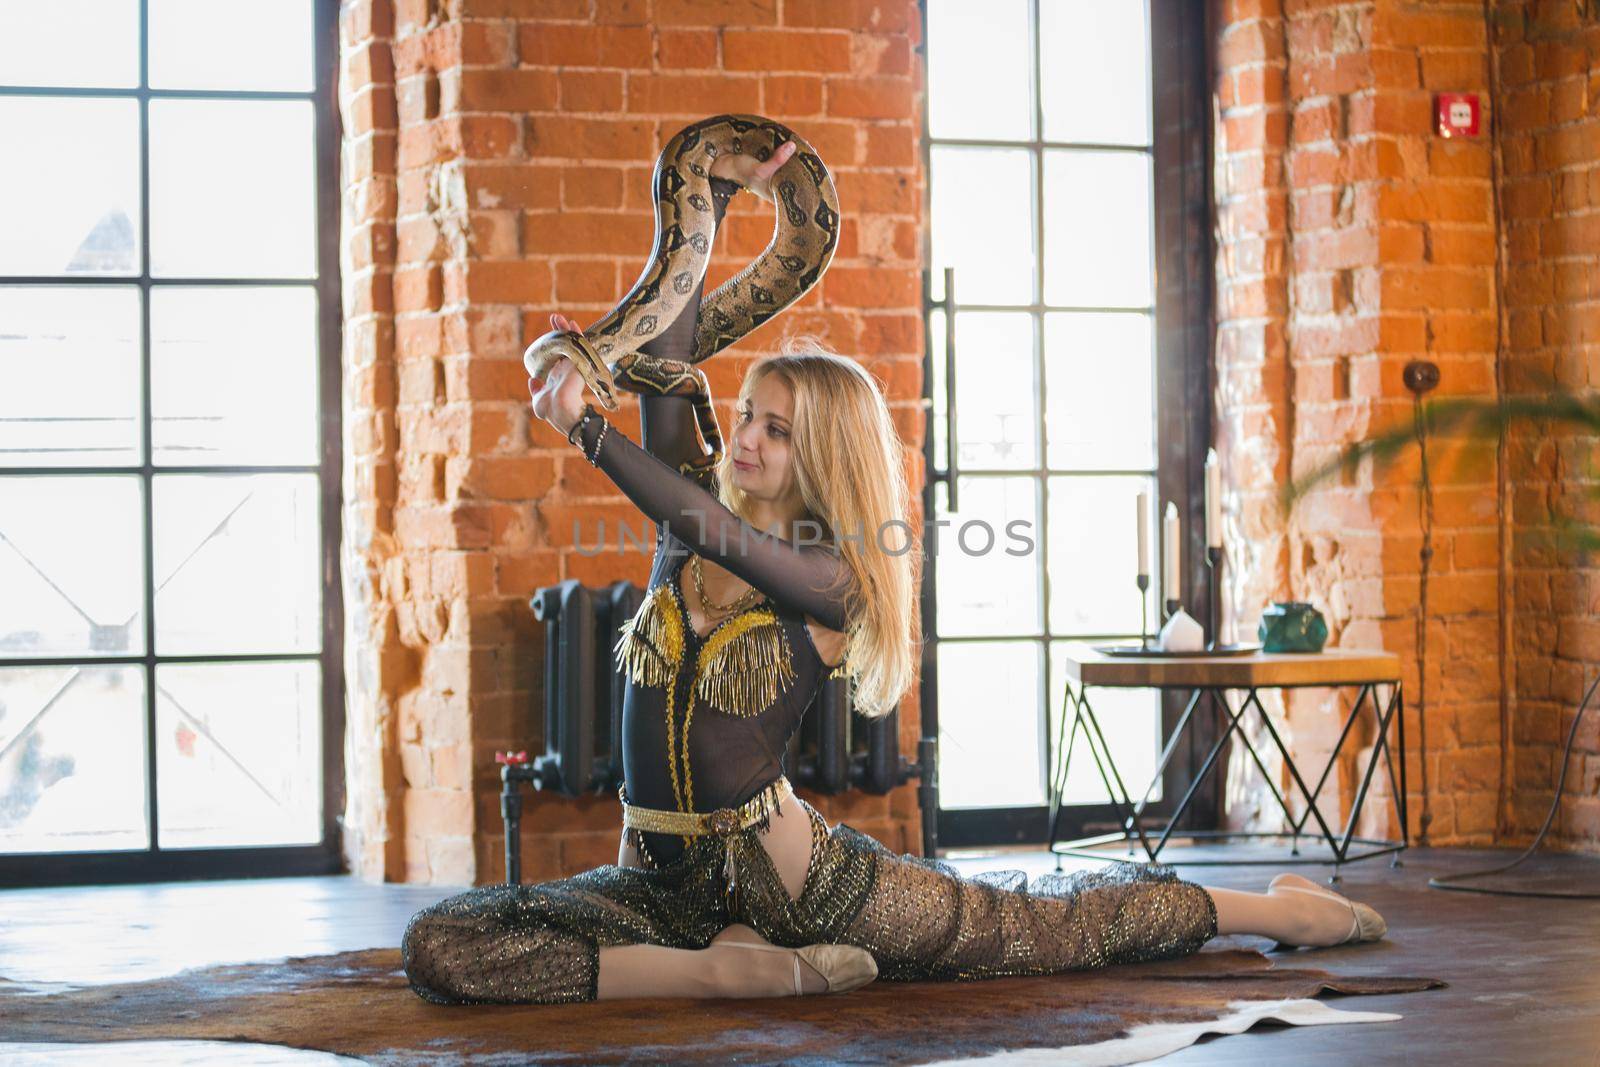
[522,114,840,481]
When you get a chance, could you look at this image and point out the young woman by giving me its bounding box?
[400,145,1386,1006]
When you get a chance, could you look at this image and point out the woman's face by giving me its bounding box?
[729,374,800,507]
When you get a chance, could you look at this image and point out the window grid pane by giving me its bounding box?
[938,640,1046,809]
[0,665,150,853]
[0,8,331,862]
[0,286,144,469]
[0,2,141,90]
[0,475,147,659]
[0,97,142,277]
[929,146,1035,305]
[1039,0,1153,147]
[1042,150,1155,309]
[926,0,1033,141]
[156,660,323,848]
[928,0,1164,813]
[149,99,318,279]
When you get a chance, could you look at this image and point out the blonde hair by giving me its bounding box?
[714,339,920,720]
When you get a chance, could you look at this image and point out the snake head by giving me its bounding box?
[522,329,620,412]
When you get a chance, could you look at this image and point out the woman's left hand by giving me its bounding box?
[709,139,798,204]
[528,316,589,440]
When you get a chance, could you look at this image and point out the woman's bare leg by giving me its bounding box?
[753,790,816,901]
[1207,872,1374,944]
[594,809,827,1000]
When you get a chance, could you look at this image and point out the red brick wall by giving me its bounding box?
[1494,1,1600,848]
[1214,0,1505,847]
[338,0,926,883]
[1216,0,1599,852]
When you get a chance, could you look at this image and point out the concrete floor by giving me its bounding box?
[1,845,1597,1065]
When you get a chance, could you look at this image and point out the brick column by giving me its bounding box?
[339,0,409,881]
[1214,0,1502,846]
[1212,0,1295,834]
[1494,1,1600,849]
[339,0,925,884]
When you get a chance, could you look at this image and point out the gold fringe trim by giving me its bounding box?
[682,688,698,813]
[664,670,686,821]
[693,608,795,717]
[613,581,685,688]
[615,582,693,842]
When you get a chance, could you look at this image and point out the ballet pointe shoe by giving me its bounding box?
[795,944,879,994]
[714,939,879,994]
[1268,880,1387,949]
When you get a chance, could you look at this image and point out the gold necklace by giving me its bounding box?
[691,554,761,615]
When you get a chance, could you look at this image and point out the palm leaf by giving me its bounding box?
[1283,388,1600,509]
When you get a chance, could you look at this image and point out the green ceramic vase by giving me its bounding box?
[1257,601,1328,653]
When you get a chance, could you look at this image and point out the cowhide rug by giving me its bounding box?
[0,946,1443,1066]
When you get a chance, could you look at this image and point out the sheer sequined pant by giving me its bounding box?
[400,798,1219,1004]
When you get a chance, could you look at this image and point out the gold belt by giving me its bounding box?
[619,776,793,837]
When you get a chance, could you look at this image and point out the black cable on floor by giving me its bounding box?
[1428,671,1600,899]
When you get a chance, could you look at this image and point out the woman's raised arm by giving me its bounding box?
[528,140,849,625]
[571,412,851,633]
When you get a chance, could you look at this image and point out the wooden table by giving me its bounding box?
[1050,644,1406,874]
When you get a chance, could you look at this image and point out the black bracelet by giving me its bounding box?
[566,404,596,447]
[586,417,610,466]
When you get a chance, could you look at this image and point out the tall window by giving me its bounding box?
[923,0,1209,845]
[0,0,342,885]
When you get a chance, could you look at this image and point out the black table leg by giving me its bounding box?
[1291,684,1374,847]
[1151,689,1250,859]
[1068,694,1144,858]
[1047,683,1086,872]
[1393,682,1409,859]
[1051,678,1408,870]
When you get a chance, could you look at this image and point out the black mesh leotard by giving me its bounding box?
[574,176,850,867]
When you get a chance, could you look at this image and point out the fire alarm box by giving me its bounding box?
[1435,93,1480,138]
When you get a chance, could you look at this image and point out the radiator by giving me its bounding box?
[497,577,929,883]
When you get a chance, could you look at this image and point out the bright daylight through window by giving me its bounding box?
[0,0,330,860]
[925,0,1164,813]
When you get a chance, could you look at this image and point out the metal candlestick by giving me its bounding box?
[1137,574,1150,650]
[1206,545,1222,650]
[1164,597,1180,621]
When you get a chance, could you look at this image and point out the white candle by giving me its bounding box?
[1205,449,1222,549]
[1135,491,1150,577]
[1163,502,1180,603]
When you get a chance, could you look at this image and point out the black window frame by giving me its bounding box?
[0,0,345,887]
[920,0,1220,850]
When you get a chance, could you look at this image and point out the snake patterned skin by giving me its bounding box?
[522,113,840,482]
